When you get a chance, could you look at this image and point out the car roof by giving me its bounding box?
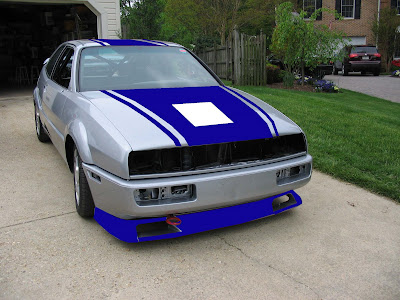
[67,39,184,48]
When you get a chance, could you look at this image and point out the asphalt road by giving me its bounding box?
[1,95,400,299]
[325,74,400,103]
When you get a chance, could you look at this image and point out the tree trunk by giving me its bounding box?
[220,22,226,46]
[386,52,393,73]
[301,60,305,85]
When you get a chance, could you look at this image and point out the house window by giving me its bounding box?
[303,0,316,18]
[341,0,355,18]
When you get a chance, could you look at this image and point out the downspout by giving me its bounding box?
[376,0,381,46]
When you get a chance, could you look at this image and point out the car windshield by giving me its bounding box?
[79,46,219,91]
[351,47,377,54]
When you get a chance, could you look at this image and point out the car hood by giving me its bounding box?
[80,86,301,151]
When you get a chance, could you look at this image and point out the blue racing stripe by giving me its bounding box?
[114,86,273,146]
[96,39,161,46]
[224,86,279,136]
[101,90,181,146]
[89,39,107,46]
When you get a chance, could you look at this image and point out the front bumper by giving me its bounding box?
[83,154,312,219]
[94,190,302,243]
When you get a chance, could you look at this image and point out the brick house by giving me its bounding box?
[300,0,400,56]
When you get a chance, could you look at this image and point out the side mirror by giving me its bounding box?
[43,58,50,65]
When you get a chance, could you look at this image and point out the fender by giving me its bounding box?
[65,120,93,165]
[33,87,45,112]
[33,87,40,106]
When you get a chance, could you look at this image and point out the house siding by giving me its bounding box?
[90,0,121,38]
[314,0,378,44]
[302,0,399,45]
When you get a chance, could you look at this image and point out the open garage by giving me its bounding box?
[0,0,120,90]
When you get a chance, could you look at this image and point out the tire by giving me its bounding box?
[342,64,348,76]
[333,65,339,75]
[373,70,380,76]
[34,103,50,143]
[73,146,95,217]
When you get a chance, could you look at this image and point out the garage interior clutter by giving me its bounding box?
[0,2,97,88]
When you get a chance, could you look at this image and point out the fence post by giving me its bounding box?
[226,39,229,81]
[213,44,217,73]
[233,28,240,85]
[195,28,267,86]
[263,32,267,85]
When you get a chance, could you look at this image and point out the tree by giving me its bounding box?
[238,0,295,38]
[164,0,243,46]
[120,0,165,40]
[372,7,400,73]
[270,2,345,85]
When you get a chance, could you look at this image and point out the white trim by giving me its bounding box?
[115,0,122,37]
[341,0,356,19]
[397,0,400,15]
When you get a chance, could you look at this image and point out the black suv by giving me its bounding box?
[333,45,381,76]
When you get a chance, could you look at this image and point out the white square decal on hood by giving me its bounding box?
[173,102,233,127]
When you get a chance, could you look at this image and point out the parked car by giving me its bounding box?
[34,39,312,242]
[267,54,285,70]
[333,45,381,76]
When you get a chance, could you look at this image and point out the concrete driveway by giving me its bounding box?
[325,74,400,103]
[1,95,400,299]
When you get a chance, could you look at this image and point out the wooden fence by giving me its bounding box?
[197,30,267,86]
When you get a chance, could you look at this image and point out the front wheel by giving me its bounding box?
[73,146,95,217]
[34,103,50,142]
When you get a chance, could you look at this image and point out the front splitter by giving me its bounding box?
[94,190,302,243]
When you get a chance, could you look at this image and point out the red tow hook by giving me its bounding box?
[166,215,182,226]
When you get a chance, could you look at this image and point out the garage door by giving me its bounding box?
[343,36,367,46]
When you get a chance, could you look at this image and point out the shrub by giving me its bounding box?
[266,63,282,84]
[282,71,295,87]
[392,59,400,67]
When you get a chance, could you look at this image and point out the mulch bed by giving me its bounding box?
[267,82,315,92]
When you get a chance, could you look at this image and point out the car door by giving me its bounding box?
[42,46,75,154]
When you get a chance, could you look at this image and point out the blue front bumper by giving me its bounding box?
[94,190,302,243]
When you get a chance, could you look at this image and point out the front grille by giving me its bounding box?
[129,134,306,176]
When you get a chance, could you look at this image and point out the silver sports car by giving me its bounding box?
[34,39,312,242]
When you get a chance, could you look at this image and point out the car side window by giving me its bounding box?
[52,47,74,89]
[46,46,65,76]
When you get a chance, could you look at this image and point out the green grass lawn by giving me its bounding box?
[226,83,400,202]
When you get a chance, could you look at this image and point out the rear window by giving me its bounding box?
[78,46,219,91]
[351,47,378,54]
